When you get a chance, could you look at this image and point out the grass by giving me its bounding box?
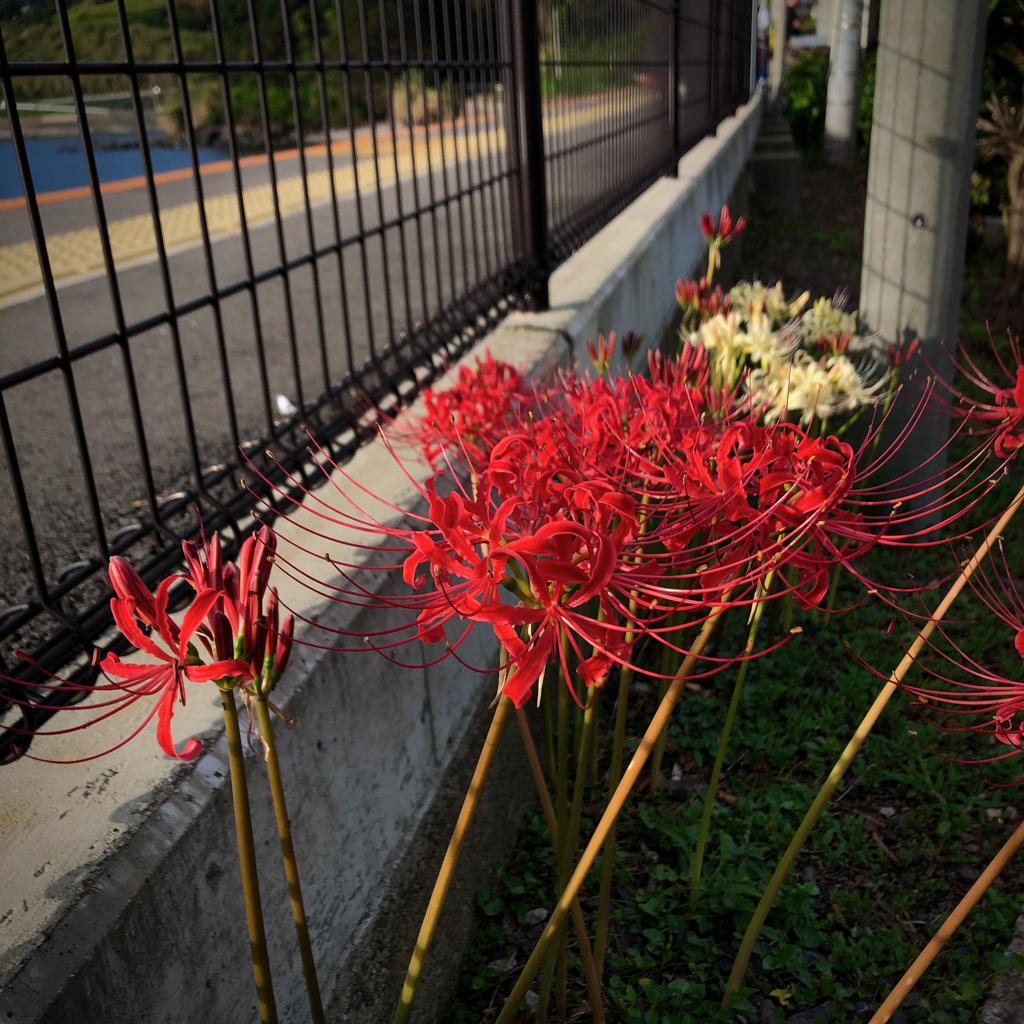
[433,558,1024,1022]
[429,160,1024,1023]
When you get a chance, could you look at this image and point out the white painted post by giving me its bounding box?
[859,0,988,503]
[770,0,787,99]
[824,0,863,165]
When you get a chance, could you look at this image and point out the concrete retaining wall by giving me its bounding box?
[0,90,761,1024]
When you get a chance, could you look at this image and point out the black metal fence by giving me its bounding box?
[0,0,752,762]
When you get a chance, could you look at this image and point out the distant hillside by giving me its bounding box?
[0,0,461,137]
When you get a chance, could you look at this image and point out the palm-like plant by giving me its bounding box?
[977,48,1024,289]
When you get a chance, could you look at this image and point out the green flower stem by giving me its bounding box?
[535,943,558,1024]
[825,562,842,615]
[254,698,325,1024]
[649,615,682,797]
[219,687,278,1024]
[690,578,772,907]
[722,481,1024,1009]
[593,642,634,978]
[781,565,798,635]
[765,571,783,647]
[707,606,731,662]
[494,606,726,1024]
[557,662,570,848]
[556,927,568,1020]
[514,708,605,1022]
[552,650,570,1021]
[393,693,513,1024]
[567,685,597,896]
[870,816,1024,1024]
[543,670,557,786]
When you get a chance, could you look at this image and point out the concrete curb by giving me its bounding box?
[0,90,762,1024]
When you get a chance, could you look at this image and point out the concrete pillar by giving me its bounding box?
[859,0,987,500]
[861,0,880,49]
[769,0,787,99]
[815,0,835,40]
[825,0,863,165]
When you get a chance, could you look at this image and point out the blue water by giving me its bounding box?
[0,133,230,200]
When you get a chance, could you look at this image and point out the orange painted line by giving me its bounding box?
[0,132,403,212]
[0,114,497,213]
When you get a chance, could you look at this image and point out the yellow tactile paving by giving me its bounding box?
[0,95,645,303]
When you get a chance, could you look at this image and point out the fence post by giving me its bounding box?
[710,0,721,123]
[507,0,548,310]
[667,1,680,175]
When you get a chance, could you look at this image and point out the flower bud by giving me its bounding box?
[250,618,267,677]
[263,586,280,669]
[273,613,294,681]
[209,609,234,662]
[240,585,261,659]
[207,532,223,589]
[239,526,277,603]
[108,557,157,627]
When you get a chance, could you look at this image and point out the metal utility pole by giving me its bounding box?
[824,0,863,165]
[859,0,988,496]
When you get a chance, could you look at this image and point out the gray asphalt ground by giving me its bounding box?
[0,102,664,651]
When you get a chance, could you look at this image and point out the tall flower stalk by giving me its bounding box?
[514,707,605,1021]
[244,583,323,1024]
[493,605,729,1024]
[690,573,773,906]
[869,816,1024,1023]
[219,684,279,1024]
[392,690,514,1024]
[721,480,1024,1007]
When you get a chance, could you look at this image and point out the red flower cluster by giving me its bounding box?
[950,336,1024,457]
[417,351,535,471]
[700,205,747,247]
[259,326,1008,714]
[870,543,1024,769]
[6,528,293,763]
[676,276,731,330]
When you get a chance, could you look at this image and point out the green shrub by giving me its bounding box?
[783,49,829,147]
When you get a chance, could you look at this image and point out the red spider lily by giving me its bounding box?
[4,559,253,763]
[414,351,536,472]
[243,330,1015,727]
[700,205,746,246]
[621,330,643,364]
[888,337,920,369]
[587,333,616,376]
[259,585,295,688]
[103,585,252,761]
[846,541,1024,774]
[183,529,295,693]
[817,331,852,356]
[182,526,277,640]
[946,334,1024,457]
[700,205,746,288]
[676,277,730,331]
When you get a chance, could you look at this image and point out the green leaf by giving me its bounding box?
[476,890,504,917]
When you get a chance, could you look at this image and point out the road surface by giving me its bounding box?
[0,89,667,645]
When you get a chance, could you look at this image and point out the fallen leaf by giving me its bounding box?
[486,954,517,973]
